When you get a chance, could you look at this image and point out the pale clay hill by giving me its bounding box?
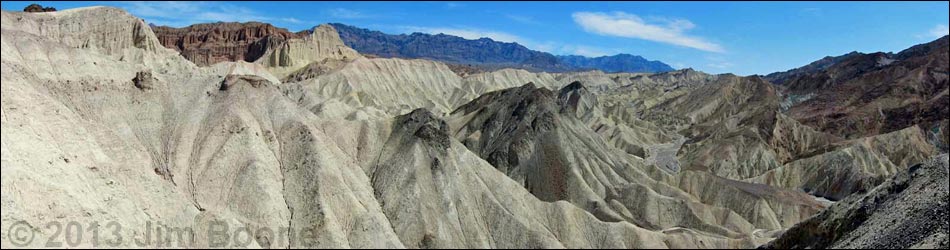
[1,6,947,249]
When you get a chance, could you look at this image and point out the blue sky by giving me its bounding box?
[2,1,948,75]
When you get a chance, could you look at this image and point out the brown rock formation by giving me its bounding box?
[132,71,155,90]
[23,4,56,12]
[775,36,949,139]
[152,22,307,66]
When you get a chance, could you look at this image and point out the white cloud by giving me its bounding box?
[572,11,724,53]
[326,8,373,19]
[929,24,949,38]
[121,1,307,27]
[916,24,949,40]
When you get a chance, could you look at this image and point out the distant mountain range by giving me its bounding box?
[330,23,674,73]
[556,54,674,73]
[148,21,674,73]
[763,51,866,85]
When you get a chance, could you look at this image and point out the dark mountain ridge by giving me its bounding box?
[557,54,675,73]
[330,23,674,73]
[765,36,949,140]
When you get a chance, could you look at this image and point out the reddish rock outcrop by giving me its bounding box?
[153,22,307,66]
[23,4,56,12]
[776,36,949,139]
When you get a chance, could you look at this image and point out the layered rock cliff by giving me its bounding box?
[153,22,306,66]
[254,24,362,77]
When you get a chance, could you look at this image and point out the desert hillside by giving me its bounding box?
[1,5,947,249]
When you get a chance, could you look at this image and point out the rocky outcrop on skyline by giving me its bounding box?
[22,3,56,12]
[767,36,949,140]
[763,51,865,85]
[153,22,307,66]
[253,24,362,77]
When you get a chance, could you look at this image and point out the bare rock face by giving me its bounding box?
[394,109,451,150]
[279,58,348,83]
[604,68,721,124]
[557,81,598,119]
[449,82,826,238]
[764,51,864,85]
[939,119,949,152]
[450,83,563,192]
[761,154,949,249]
[289,57,466,115]
[638,74,831,180]
[23,4,56,13]
[748,125,937,201]
[2,5,947,250]
[609,70,937,204]
[2,6,166,58]
[445,63,486,77]
[4,7,714,248]
[132,71,155,90]
[255,24,362,76]
[778,36,949,139]
[153,22,306,66]
[219,74,272,91]
[372,108,761,249]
